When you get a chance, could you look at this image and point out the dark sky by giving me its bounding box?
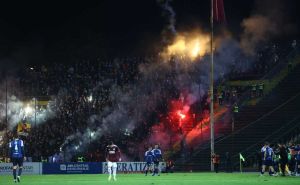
[0,0,299,65]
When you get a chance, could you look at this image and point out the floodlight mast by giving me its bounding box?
[210,0,215,172]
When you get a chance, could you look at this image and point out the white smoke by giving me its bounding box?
[157,0,177,43]
[61,34,253,161]
[0,76,57,130]
[240,0,296,55]
[163,0,176,34]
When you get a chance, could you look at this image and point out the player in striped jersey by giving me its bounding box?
[144,146,154,176]
[152,144,162,176]
[9,134,25,183]
[261,142,277,176]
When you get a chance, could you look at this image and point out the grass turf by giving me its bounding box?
[0,173,299,185]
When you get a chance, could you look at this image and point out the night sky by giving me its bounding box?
[0,0,299,66]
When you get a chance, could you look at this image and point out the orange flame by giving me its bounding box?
[161,30,211,61]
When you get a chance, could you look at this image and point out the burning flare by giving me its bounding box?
[161,30,211,61]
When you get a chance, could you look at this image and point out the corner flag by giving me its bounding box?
[239,153,245,162]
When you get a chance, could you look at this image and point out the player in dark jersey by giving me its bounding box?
[9,134,25,183]
[152,144,162,176]
[290,143,300,176]
[277,143,288,176]
[105,141,121,181]
[295,144,300,176]
[144,146,154,176]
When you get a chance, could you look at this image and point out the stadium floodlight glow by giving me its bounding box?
[88,95,93,102]
[25,105,33,115]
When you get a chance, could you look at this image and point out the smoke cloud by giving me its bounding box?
[157,0,177,43]
[61,30,251,161]
[0,76,56,129]
[3,0,295,161]
[240,0,295,55]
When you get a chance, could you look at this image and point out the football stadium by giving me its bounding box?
[0,0,300,184]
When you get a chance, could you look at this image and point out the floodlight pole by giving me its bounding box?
[210,0,215,172]
[35,97,37,127]
[5,73,8,128]
[89,131,91,145]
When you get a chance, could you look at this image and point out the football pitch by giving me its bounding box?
[0,173,299,185]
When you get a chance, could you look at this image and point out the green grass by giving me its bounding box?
[0,173,299,185]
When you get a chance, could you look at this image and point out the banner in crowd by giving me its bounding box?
[0,162,42,175]
[17,121,31,137]
[42,162,102,174]
[102,162,166,173]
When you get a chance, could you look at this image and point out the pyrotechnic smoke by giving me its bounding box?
[157,0,177,43]
[241,16,279,55]
[55,0,297,160]
[0,76,56,130]
[0,0,296,163]
[61,29,249,161]
[144,36,243,148]
[240,0,295,55]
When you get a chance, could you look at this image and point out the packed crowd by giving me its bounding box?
[0,56,150,162]
[0,40,298,163]
[23,57,147,162]
[229,41,296,80]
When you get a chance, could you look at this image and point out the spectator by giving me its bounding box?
[233,103,239,113]
[166,159,175,173]
[212,153,220,173]
[251,84,257,98]
[258,82,264,97]
[225,152,232,173]
[218,92,223,106]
